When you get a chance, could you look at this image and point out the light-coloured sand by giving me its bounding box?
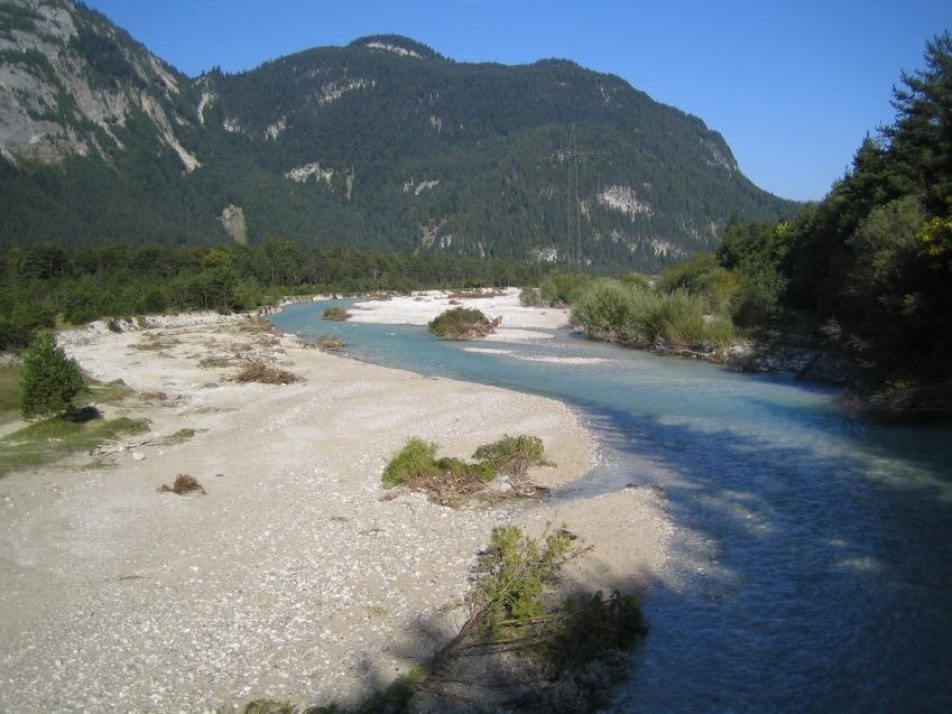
[0,309,669,713]
[348,288,570,342]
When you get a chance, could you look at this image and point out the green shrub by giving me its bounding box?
[656,290,707,348]
[539,272,592,306]
[382,435,552,505]
[519,286,544,306]
[573,279,736,352]
[544,590,647,673]
[428,307,494,340]
[472,434,551,475]
[476,525,574,635]
[19,332,85,420]
[382,437,442,487]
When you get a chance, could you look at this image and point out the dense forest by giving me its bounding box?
[0,240,549,349]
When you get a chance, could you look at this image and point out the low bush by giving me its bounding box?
[428,307,497,340]
[472,434,552,475]
[382,435,552,506]
[539,272,593,306]
[0,414,149,477]
[381,437,442,487]
[520,286,544,306]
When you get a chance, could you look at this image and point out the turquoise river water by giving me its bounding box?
[273,301,952,713]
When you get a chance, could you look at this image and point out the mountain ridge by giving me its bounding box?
[0,1,799,270]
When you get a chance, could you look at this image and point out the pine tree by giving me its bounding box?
[19,332,86,420]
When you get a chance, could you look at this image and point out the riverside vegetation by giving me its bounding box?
[539,32,952,421]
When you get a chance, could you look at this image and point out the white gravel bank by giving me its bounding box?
[0,310,669,712]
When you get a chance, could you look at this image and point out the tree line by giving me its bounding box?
[0,240,550,349]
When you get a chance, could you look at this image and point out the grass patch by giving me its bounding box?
[428,307,498,341]
[234,361,298,384]
[87,378,134,405]
[0,415,149,478]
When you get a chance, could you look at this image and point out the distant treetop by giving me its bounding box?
[348,35,442,60]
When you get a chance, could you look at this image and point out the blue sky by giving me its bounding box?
[84,0,950,202]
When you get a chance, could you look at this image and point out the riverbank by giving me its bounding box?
[0,309,669,712]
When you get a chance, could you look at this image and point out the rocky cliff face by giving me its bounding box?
[0,0,198,170]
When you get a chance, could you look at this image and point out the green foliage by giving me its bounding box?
[19,333,85,420]
[538,272,593,306]
[475,526,575,635]
[544,590,647,673]
[472,434,552,475]
[0,365,21,423]
[427,307,493,340]
[381,437,442,487]
[720,32,952,417]
[0,301,54,350]
[571,278,734,351]
[357,666,425,713]
[0,242,551,334]
[381,435,552,505]
[519,286,544,306]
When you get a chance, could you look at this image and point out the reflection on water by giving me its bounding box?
[274,301,952,713]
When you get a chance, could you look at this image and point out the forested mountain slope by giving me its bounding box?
[0,1,798,270]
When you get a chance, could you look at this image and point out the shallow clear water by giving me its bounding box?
[274,301,952,713]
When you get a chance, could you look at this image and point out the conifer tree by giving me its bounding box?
[19,332,85,420]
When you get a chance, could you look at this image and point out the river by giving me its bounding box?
[273,301,952,713]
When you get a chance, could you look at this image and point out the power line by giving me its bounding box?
[551,125,610,272]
